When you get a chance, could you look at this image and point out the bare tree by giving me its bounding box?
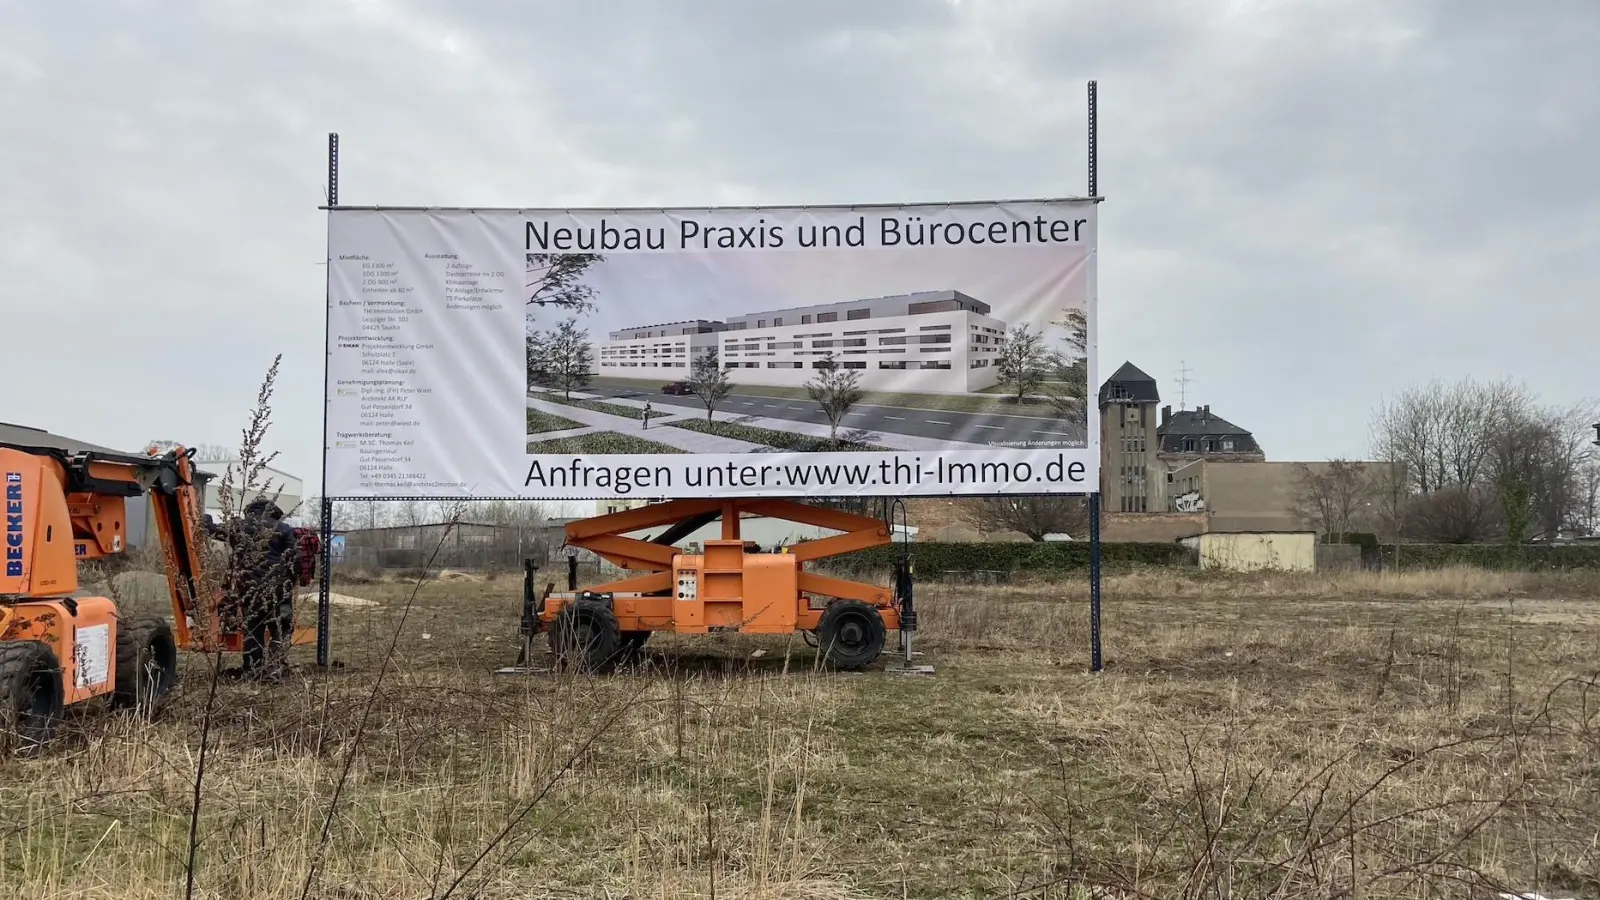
[1287,459,1374,539]
[1488,397,1599,541]
[1404,485,1502,544]
[688,348,732,423]
[1366,376,1582,543]
[995,323,1051,405]
[1366,459,1412,543]
[805,353,863,442]
[525,252,603,313]
[530,318,594,399]
[394,499,433,528]
[967,496,1088,541]
[1370,376,1534,494]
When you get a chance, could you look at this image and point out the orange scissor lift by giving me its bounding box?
[519,498,918,672]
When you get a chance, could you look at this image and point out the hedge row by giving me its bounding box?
[667,418,881,452]
[825,540,1194,574]
[1374,543,1600,571]
[818,540,1600,575]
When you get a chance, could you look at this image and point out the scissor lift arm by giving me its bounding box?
[528,498,916,671]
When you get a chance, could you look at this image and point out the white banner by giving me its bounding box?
[325,200,1099,499]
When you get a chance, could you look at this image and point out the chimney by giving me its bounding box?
[1201,404,1210,421]
[1161,405,1171,426]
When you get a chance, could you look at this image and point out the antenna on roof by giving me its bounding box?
[1176,361,1193,410]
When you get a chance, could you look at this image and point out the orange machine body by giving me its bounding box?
[0,441,316,688]
[1,448,130,704]
[537,498,902,635]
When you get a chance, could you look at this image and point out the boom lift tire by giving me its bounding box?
[548,598,624,673]
[111,618,179,716]
[816,600,887,670]
[0,641,66,756]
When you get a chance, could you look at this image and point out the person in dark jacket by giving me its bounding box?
[204,497,299,679]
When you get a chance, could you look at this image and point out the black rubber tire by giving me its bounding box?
[547,599,624,673]
[112,617,179,715]
[0,640,65,756]
[816,600,887,670]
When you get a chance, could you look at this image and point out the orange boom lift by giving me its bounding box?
[0,441,315,753]
[522,498,918,672]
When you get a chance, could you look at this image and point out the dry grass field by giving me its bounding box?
[5,565,1600,899]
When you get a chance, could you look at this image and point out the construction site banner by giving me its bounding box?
[324,200,1099,500]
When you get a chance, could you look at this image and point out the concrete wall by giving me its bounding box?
[1179,460,1387,536]
[1182,531,1316,572]
[1198,461,1307,532]
[1104,512,1206,543]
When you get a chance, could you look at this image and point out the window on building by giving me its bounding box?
[847,309,870,320]
[1222,439,1235,451]
[801,315,812,324]
[773,317,783,326]
[1183,439,1196,452]
[817,312,838,323]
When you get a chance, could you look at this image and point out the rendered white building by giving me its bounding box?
[595,291,1009,394]
[595,319,727,375]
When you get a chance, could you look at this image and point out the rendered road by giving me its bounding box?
[583,384,1087,448]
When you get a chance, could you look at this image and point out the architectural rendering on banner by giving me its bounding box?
[327,199,1098,500]
[596,290,1008,394]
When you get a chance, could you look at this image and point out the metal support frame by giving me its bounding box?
[1086,79,1104,673]
[316,132,339,669]
[313,81,1107,672]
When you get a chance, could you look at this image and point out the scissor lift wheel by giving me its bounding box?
[816,600,887,670]
[548,598,625,672]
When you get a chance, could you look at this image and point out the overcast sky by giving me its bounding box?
[3,0,1595,491]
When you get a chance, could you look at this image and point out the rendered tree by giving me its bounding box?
[525,253,604,313]
[535,318,594,400]
[526,253,603,390]
[805,353,864,443]
[995,323,1051,405]
[688,348,732,424]
[525,332,550,388]
[1046,308,1090,417]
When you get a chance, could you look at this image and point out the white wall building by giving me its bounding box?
[595,291,1009,395]
[200,460,306,522]
[595,319,727,378]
